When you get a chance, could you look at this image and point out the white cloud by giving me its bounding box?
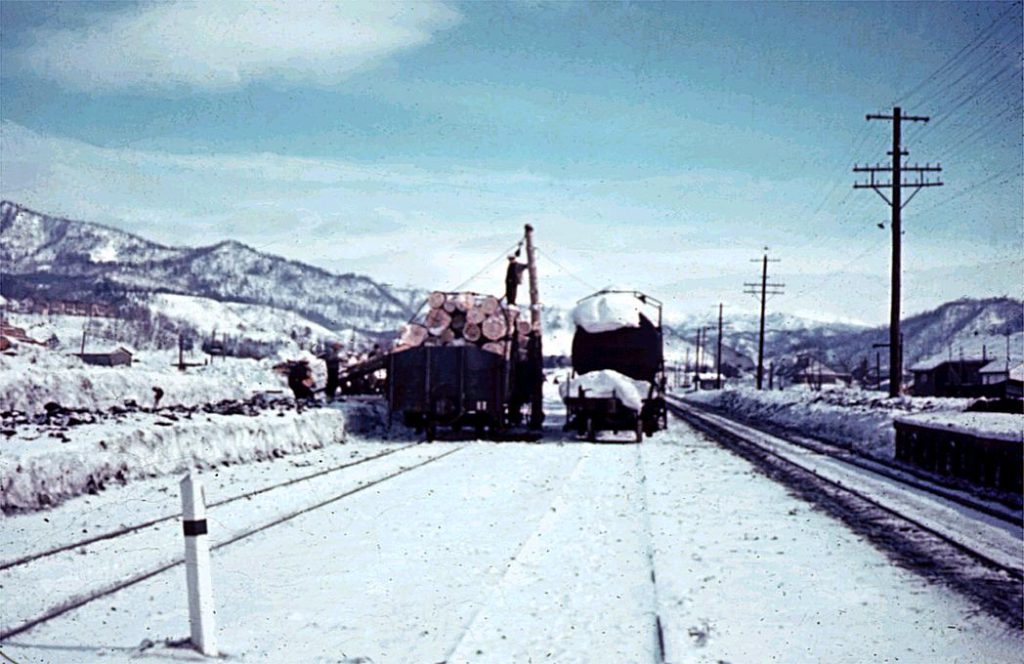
[13,1,461,93]
[2,121,1014,322]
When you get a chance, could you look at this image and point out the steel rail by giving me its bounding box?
[0,443,420,571]
[666,400,1022,582]
[0,445,463,641]
[665,395,1021,528]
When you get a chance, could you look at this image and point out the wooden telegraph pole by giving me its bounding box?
[524,224,544,429]
[744,249,784,390]
[716,303,724,389]
[854,107,942,397]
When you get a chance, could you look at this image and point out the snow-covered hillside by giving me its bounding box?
[1,201,422,337]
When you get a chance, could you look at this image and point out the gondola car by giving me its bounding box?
[562,290,667,441]
[388,344,511,440]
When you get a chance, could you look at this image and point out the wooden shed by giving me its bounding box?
[78,347,133,367]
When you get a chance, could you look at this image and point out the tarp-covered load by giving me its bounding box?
[571,312,662,383]
[559,369,651,412]
[571,290,644,334]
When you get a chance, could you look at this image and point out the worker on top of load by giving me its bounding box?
[505,254,527,305]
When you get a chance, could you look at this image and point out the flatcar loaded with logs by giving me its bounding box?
[386,225,544,440]
[561,290,667,441]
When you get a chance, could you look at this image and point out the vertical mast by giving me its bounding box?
[523,224,544,428]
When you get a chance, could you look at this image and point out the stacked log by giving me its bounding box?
[394,291,524,358]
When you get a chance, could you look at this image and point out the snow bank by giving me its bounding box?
[1,407,347,512]
[0,345,286,414]
[572,291,643,334]
[895,411,1023,443]
[560,370,650,411]
[683,386,970,459]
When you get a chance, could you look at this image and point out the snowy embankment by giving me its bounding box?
[681,386,970,459]
[0,345,288,414]
[1,406,347,512]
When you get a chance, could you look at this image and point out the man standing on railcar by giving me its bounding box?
[505,255,527,305]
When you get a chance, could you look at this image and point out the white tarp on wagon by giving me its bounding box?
[559,369,650,412]
[571,291,644,334]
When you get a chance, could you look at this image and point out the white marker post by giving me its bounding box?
[180,474,218,656]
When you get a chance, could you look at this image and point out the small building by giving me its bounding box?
[910,357,997,398]
[694,372,725,390]
[0,321,45,349]
[78,347,133,367]
[1008,363,1024,400]
[792,360,850,388]
[979,359,1013,386]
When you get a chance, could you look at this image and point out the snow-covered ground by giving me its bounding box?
[0,341,291,415]
[1,344,1020,662]
[1,404,349,511]
[2,417,1020,662]
[681,385,980,459]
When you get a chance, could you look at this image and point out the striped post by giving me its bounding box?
[180,474,218,656]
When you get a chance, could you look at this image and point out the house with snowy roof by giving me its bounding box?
[792,360,850,388]
[910,356,1000,398]
[1007,362,1023,400]
[77,347,133,367]
[979,359,1013,386]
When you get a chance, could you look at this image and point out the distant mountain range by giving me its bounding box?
[668,298,1023,375]
[2,200,1020,369]
[1,200,423,337]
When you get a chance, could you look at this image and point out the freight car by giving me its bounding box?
[561,290,667,441]
[386,291,543,440]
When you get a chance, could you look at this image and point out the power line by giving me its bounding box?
[897,2,1021,106]
[534,246,599,292]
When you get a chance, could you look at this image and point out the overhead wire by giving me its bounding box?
[534,246,600,293]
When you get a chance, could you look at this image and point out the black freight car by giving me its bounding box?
[388,345,511,439]
[563,290,667,441]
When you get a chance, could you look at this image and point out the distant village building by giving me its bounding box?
[694,372,724,390]
[0,321,46,350]
[979,359,1011,386]
[910,357,998,398]
[1007,363,1024,400]
[16,298,116,318]
[77,347,133,367]
[792,360,850,388]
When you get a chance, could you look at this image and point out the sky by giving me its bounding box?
[1,1,1021,326]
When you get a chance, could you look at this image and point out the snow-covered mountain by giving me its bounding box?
[1,201,423,338]
[810,297,1024,371]
[666,299,1023,376]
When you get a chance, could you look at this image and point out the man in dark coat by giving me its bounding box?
[287,361,315,409]
[321,342,342,401]
[505,255,527,305]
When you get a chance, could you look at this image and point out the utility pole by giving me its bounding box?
[523,224,544,429]
[693,328,702,388]
[716,303,724,390]
[744,249,784,390]
[854,107,943,397]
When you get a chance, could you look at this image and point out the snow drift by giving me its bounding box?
[683,386,971,459]
[1,407,347,512]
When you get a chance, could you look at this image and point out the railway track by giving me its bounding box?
[1,443,465,640]
[666,396,1023,627]
[0,443,419,572]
